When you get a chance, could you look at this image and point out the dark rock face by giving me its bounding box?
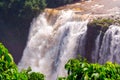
[85,24,101,62]
[0,19,30,64]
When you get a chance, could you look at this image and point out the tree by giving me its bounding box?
[0,0,46,22]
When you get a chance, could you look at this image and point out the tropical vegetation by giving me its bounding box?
[0,43,44,80]
[0,0,46,21]
[58,58,120,80]
[0,0,79,20]
[1,41,120,80]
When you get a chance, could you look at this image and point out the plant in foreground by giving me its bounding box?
[0,43,44,80]
[58,58,120,80]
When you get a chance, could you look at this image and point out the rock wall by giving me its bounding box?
[0,19,30,64]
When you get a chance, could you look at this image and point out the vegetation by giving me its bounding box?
[46,0,75,8]
[0,0,46,22]
[1,41,120,80]
[0,0,79,20]
[1,1,120,80]
[89,18,114,28]
[58,58,120,80]
[88,18,120,32]
[0,0,80,25]
[88,18,114,33]
[0,43,44,80]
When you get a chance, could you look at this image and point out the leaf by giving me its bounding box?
[84,74,89,80]
[4,53,13,63]
[91,73,99,79]
[83,68,88,72]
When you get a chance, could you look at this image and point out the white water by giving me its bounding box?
[18,9,120,80]
[98,25,120,64]
[92,31,101,62]
[18,10,88,80]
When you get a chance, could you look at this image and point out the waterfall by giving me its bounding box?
[98,25,120,64]
[18,10,88,80]
[18,9,120,80]
[92,32,102,62]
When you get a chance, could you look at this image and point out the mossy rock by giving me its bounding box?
[88,18,112,32]
[89,18,114,27]
[88,18,120,33]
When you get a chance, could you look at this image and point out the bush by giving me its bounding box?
[0,43,45,80]
[58,58,120,80]
[28,72,44,80]
[0,43,19,79]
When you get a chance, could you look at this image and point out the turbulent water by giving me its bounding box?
[18,9,120,80]
[98,25,120,64]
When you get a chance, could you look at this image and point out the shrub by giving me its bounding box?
[0,43,19,79]
[28,72,44,80]
[0,43,45,80]
[58,58,120,80]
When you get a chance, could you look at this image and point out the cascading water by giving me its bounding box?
[18,9,120,80]
[92,31,102,62]
[98,25,120,64]
[18,10,88,80]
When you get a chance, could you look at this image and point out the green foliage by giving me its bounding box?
[28,72,44,80]
[0,43,13,63]
[19,67,45,80]
[87,18,120,34]
[0,0,46,21]
[88,18,112,33]
[58,58,120,80]
[89,18,114,28]
[23,0,46,17]
[0,43,45,80]
[0,43,19,80]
